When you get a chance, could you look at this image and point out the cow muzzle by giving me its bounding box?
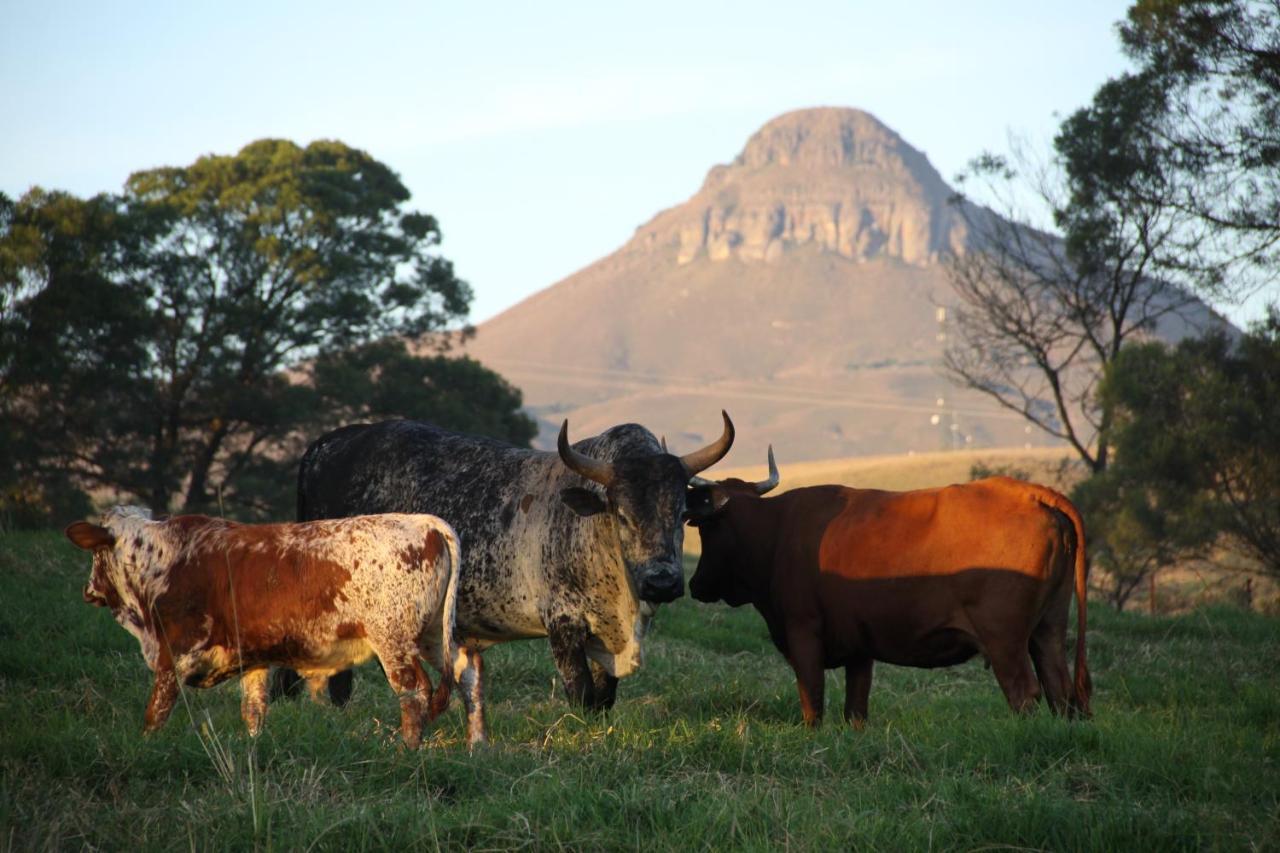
[635,562,685,603]
[688,575,713,603]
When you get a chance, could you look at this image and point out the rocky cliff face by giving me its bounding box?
[626,108,968,267]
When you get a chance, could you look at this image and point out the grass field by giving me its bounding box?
[2,529,1278,851]
[708,446,1086,495]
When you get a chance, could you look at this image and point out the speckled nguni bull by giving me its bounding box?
[66,507,462,749]
[294,413,736,743]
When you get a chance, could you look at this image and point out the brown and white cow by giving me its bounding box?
[66,507,462,748]
[687,455,1091,726]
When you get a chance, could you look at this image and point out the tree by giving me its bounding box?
[945,1,1280,474]
[1069,463,1214,611]
[0,189,154,526]
[944,2,1280,607]
[309,338,537,446]
[0,141,535,524]
[944,70,1208,473]
[1119,0,1280,292]
[1099,315,1280,579]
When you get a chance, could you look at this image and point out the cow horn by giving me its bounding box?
[558,420,615,487]
[689,474,715,487]
[660,436,668,453]
[679,411,735,477]
[753,445,780,495]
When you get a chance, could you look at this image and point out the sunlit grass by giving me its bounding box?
[2,535,1277,850]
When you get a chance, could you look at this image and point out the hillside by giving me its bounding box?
[460,107,1229,464]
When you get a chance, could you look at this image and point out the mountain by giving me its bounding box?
[459,107,1225,467]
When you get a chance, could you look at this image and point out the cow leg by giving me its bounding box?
[1029,618,1074,716]
[378,651,430,750]
[452,646,488,748]
[785,625,826,727]
[843,657,874,728]
[143,664,179,734]
[305,675,330,705]
[269,667,303,700]
[270,666,353,707]
[984,640,1041,714]
[326,669,355,707]
[588,660,619,711]
[547,616,597,710]
[240,668,270,736]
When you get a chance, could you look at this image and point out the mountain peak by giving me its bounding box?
[630,106,966,266]
[735,107,908,170]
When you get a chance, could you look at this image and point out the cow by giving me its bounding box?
[66,507,462,749]
[294,413,736,744]
[686,455,1091,727]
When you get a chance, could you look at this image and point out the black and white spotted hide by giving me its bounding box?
[294,414,734,737]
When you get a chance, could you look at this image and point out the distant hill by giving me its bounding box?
[459,107,1229,466]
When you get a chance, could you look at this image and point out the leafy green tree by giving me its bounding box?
[0,189,153,526]
[945,2,1278,474]
[1119,0,1280,291]
[310,338,537,444]
[945,71,1203,473]
[1070,464,1213,611]
[1,141,535,525]
[1097,315,1280,581]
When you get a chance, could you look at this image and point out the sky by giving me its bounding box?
[3,1,1273,328]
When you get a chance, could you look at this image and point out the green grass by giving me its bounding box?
[2,532,1278,851]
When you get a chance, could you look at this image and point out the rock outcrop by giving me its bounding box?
[626,108,968,267]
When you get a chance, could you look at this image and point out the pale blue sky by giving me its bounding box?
[3,1,1271,326]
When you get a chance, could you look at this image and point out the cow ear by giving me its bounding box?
[560,487,607,517]
[684,485,730,523]
[65,522,115,551]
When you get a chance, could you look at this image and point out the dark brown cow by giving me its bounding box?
[66,507,462,748]
[687,456,1091,726]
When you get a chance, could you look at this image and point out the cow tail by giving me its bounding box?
[1065,497,1092,718]
[1038,488,1092,718]
[428,524,461,721]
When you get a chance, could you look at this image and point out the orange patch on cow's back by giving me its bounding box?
[816,481,1061,582]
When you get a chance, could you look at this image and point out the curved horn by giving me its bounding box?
[753,445,780,495]
[557,420,614,486]
[679,410,735,477]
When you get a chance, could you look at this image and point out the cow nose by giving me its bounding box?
[638,568,684,603]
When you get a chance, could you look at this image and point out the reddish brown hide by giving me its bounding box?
[688,475,1090,726]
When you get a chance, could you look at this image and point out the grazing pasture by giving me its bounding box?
[1,531,1277,850]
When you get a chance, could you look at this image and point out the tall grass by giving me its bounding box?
[1,532,1277,850]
